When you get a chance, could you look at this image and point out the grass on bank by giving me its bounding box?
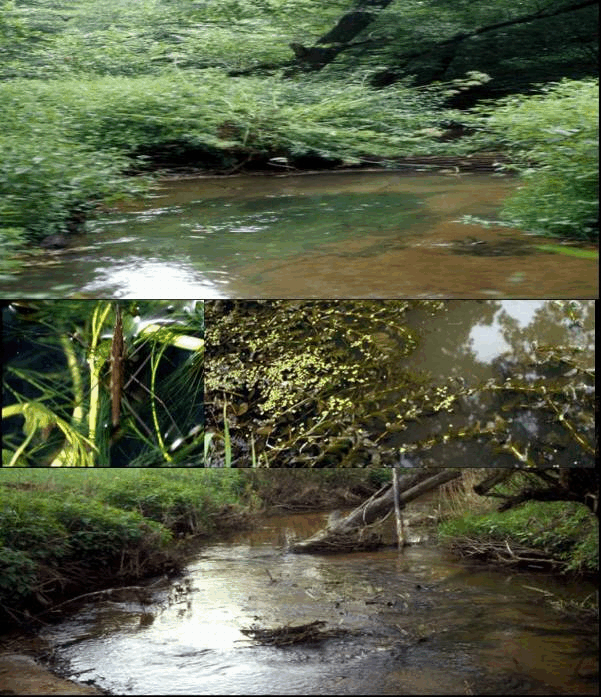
[437,470,598,576]
[0,469,248,626]
[0,468,385,626]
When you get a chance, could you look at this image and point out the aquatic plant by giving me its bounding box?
[204,300,595,469]
[2,300,204,466]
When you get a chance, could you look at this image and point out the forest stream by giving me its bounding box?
[35,506,598,695]
[4,171,597,299]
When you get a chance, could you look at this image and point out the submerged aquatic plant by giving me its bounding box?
[204,300,594,468]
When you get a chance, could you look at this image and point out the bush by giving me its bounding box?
[52,497,172,559]
[468,78,598,241]
[0,548,37,602]
[0,490,71,563]
[98,470,244,533]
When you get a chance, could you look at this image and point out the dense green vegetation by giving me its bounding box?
[2,300,203,467]
[205,300,595,469]
[0,0,597,276]
[0,469,249,626]
[462,78,599,240]
[439,501,598,574]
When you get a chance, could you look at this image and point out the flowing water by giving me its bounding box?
[42,508,598,695]
[3,172,597,298]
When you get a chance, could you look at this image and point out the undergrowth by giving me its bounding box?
[438,499,598,574]
[0,470,246,626]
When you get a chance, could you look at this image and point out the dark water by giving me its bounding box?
[42,508,598,695]
[390,299,596,468]
[203,299,595,469]
[2,172,597,298]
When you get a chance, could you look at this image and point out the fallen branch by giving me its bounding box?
[291,469,460,553]
[449,537,566,569]
[38,585,154,615]
[240,620,348,646]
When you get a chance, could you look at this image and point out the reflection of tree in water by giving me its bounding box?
[204,300,594,468]
[2,300,204,466]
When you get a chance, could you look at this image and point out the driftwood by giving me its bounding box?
[448,537,565,570]
[38,585,155,615]
[291,469,460,553]
[240,620,345,646]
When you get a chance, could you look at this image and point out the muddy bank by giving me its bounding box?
[0,653,103,695]
[0,634,103,695]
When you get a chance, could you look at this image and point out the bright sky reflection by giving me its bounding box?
[81,258,226,298]
[469,300,547,363]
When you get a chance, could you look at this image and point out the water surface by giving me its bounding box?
[3,172,597,298]
[43,508,598,695]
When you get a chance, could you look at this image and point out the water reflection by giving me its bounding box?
[42,510,598,695]
[80,258,226,298]
[399,300,595,385]
[394,301,595,468]
[205,300,595,468]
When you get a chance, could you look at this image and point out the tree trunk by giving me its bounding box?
[290,468,460,553]
[286,0,394,74]
[373,0,599,87]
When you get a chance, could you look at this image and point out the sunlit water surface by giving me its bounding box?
[42,509,598,695]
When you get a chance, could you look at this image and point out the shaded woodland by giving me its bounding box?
[0,0,598,277]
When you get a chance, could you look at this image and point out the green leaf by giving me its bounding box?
[534,244,598,260]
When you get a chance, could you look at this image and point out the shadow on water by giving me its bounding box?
[42,508,598,695]
[2,172,597,298]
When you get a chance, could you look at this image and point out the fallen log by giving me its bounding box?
[291,469,461,553]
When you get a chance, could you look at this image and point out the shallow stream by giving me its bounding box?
[42,508,598,695]
[3,172,597,298]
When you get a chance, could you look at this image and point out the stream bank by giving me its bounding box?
[0,644,103,695]
[1,472,597,694]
